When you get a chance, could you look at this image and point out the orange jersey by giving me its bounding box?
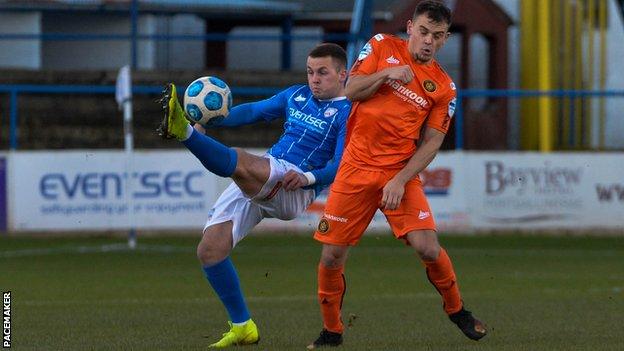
[345,33,457,169]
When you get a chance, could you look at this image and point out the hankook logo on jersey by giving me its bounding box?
[289,108,328,130]
[386,80,428,108]
[423,80,437,92]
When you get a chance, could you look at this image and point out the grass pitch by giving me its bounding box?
[1,233,623,350]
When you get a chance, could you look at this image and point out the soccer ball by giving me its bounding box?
[183,76,232,125]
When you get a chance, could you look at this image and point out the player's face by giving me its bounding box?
[406,14,450,64]
[306,56,346,100]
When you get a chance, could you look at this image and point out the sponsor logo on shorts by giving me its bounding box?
[418,210,430,220]
[263,181,282,201]
[317,219,330,233]
[423,80,437,93]
[323,213,348,223]
[207,208,215,220]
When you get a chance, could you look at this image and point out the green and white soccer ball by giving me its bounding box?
[183,76,232,125]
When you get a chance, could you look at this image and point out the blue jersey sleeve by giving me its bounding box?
[205,86,299,128]
[309,108,349,186]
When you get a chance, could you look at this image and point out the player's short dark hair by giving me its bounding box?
[413,0,452,25]
[308,43,347,70]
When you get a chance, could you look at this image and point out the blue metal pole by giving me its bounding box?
[347,0,373,68]
[347,0,365,68]
[568,95,575,148]
[9,91,18,150]
[454,93,464,150]
[281,16,293,71]
[360,0,374,43]
[130,0,138,69]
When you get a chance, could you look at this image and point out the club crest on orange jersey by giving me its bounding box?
[423,80,437,93]
[317,219,330,233]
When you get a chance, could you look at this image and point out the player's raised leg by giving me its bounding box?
[405,230,487,341]
[158,83,270,197]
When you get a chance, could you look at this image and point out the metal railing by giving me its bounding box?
[455,89,624,150]
[0,84,283,150]
[0,32,356,71]
[0,0,368,70]
[2,84,624,150]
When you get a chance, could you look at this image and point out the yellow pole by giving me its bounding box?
[598,0,607,148]
[537,0,553,152]
[520,0,538,150]
[551,0,561,148]
[574,0,584,148]
[562,0,573,149]
[587,0,595,147]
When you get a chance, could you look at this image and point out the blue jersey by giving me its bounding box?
[210,85,351,194]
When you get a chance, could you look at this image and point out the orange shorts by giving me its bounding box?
[314,161,436,246]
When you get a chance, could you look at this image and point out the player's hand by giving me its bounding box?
[384,65,414,84]
[282,170,309,191]
[381,177,406,210]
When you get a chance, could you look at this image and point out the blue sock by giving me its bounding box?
[203,257,250,323]
[182,128,238,177]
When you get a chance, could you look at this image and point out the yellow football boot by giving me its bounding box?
[157,83,189,140]
[209,320,259,348]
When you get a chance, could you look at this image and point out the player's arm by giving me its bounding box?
[307,115,348,185]
[283,109,349,191]
[382,83,455,209]
[203,88,291,128]
[381,127,445,210]
[346,65,414,102]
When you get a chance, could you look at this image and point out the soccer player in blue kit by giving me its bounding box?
[158,43,351,348]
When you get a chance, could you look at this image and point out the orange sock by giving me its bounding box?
[424,248,463,314]
[318,263,346,333]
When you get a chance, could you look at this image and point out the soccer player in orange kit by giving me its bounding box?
[307,1,487,348]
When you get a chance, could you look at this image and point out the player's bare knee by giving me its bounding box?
[232,148,250,177]
[416,245,440,261]
[197,225,233,266]
[320,245,348,268]
[406,231,440,261]
[197,240,229,266]
[197,240,221,266]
